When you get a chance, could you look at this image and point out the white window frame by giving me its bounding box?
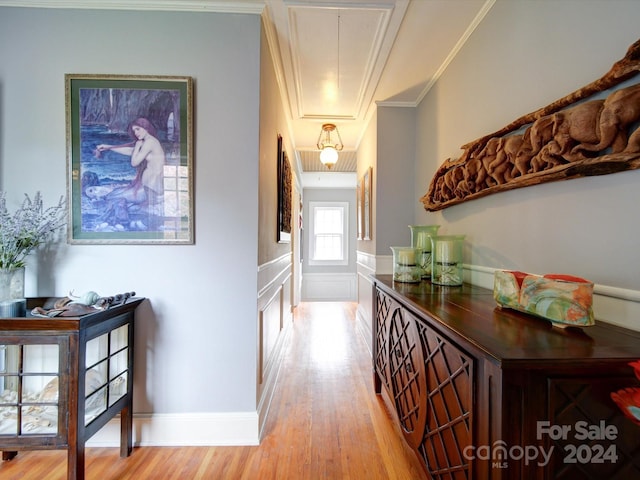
[308,201,349,266]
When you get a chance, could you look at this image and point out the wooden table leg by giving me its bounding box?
[120,404,133,458]
[67,441,85,480]
[2,451,18,461]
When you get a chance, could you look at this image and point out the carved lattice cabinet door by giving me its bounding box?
[416,321,474,480]
[388,307,428,449]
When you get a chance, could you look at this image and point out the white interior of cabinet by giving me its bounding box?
[0,344,59,435]
[84,324,129,425]
[0,324,129,435]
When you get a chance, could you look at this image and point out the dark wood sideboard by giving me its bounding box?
[372,275,640,480]
[0,297,144,480]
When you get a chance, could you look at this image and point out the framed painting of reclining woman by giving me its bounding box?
[65,74,194,244]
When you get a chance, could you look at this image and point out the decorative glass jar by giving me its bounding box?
[0,267,26,317]
[391,246,422,283]
[431,235,465,286]
[409,225,440,278]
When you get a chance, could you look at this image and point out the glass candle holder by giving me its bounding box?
[431,235,465,286]
[390,246,422,283]
[409,225,440,278]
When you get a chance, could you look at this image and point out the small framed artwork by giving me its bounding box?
[277,135,292,243]
[363,166,372,240]
[65,74,194,244]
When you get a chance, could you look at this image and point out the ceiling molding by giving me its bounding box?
[375,1,496,112]
[287,4,392,121]
[270,0,408,124]
[261,9,305,185]
[375,100,417,108]
[414,0,496,105]
[0,0,266,14]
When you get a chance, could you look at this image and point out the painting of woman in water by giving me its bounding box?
[96,117,166,205]
[66,75,193,244]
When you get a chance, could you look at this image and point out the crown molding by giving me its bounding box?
[414,0,496,105]
[0,0,265,14]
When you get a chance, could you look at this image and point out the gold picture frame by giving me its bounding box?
[65,74,194,244]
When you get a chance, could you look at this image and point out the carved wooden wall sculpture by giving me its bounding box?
[421,38,640,211]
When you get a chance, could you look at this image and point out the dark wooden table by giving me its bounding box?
[0,297,144,480]
[372,275,640,479]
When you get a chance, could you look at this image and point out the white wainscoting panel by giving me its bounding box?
[301,273,357,301]
[356,251,376,352]
[257,253,292,437]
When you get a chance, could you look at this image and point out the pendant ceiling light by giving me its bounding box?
[316,11,343,170]
[317,123,343,169]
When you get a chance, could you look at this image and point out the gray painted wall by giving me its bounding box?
[414,0,640,322]
[376,106,417,255]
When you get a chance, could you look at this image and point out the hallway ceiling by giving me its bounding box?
[0,0,493,177]
[263,0,493,174]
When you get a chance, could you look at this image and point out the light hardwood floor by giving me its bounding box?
[0,302,426,479]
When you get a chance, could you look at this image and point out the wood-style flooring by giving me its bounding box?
[0,302,426,479]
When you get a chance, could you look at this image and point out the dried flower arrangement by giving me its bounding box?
[0,192,66,269]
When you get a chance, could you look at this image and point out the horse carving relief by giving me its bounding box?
[421,39,640,211]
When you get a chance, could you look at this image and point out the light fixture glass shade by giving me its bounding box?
[320,146,338,168]
[317,123,343,169]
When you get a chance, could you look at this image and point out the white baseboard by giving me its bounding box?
[356,255,375,353]
[86,411,260,447]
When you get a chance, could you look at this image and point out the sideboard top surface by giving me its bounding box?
[372,274,640,367]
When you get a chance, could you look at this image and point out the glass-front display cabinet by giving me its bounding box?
[0,296,143,480]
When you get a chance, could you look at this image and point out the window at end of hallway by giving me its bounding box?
[309,201,348,266]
